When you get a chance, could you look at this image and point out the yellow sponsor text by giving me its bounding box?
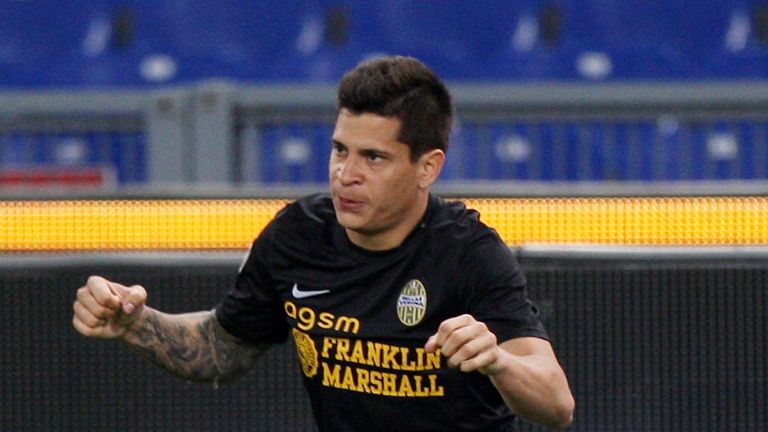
[321,362,444,397]
[284,301,361,334]
[321,337,441,371]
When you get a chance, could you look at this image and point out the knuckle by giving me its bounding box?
[74,305,93,324]
[455,350,470,362]
[131,285,147,300]
[482,330,496,344]
[72,317,91,335]
[456,326,475,343]
[457,344,477,360]
[460,360,475,373]
[81,314,98,327]
[76,286,88,300]
[470,320,487,333]
[438,319,452,332]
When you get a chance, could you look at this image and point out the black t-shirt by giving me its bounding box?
[216,194,548,432]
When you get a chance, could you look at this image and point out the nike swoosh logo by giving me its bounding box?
[291,283,330,299]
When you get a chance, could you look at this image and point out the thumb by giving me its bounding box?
[108,282,147,314]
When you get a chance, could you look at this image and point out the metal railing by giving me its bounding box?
[234,81,768,186]
[2,81,768,195]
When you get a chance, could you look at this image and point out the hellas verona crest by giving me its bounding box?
[397,279,427,326]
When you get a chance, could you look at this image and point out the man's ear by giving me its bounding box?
[418,149,445,189]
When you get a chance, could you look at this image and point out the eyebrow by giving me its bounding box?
[332,139,393,158]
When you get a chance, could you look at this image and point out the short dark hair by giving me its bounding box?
[337,56,453,161]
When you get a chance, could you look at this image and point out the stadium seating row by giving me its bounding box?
[1,119,764,185]
[0,0,767,87]
[0,132,146,185]
[244,120,767,183]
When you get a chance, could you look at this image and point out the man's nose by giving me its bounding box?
[335,156,362,185]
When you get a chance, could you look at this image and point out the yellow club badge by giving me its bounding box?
[397,279,427,326]
[292,328,319,378]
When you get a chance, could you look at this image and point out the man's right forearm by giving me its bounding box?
[121,307,266,386]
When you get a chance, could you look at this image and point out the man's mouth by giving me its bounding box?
[337,196,365,211]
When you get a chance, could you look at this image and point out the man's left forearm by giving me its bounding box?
[489,341,574,429]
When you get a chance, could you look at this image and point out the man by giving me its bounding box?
[73,56,574,431]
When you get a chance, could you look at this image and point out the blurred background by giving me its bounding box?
[2,1,768,431]
[1,0,768,191]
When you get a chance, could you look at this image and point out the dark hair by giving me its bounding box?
[337,56,453,161]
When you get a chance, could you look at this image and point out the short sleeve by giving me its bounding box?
[215,238,290,345]
[460,230,548,343]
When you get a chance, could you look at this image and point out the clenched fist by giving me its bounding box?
[425,314,503,375]
[72,275,147,339]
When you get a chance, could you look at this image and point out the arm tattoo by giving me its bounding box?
[122,308,267,386]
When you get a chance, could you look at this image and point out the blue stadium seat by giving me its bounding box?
[1,0,767,85]
[256,124,331,184]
